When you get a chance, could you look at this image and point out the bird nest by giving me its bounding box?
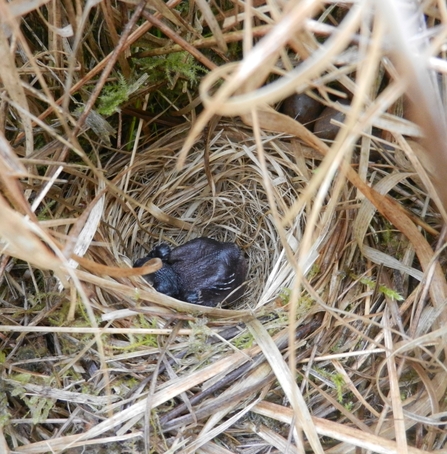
[105,124,309,309]
[2,1,447,453]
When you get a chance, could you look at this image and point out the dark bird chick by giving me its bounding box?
[133,243,180,297]
[134,237,247,307]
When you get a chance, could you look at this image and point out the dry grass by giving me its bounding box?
[1,0,447,453]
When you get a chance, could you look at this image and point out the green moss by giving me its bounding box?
[136,52,207,89]
[296,295,315,315]
[111,317,161,351]
[359,276,404,301]
[97,73,149,116]
[278,289,314,314]
[232,331,255,350]
[187,319,214,355]
[279,288,291,305]
[28,291,62,311]
[313,367,346,403]
[380,220,406,259]
[275,309,290,325]
[378,284,404,301]
[330,340,343,353]
[307,264,321,280]
[133,288,142,301]
[0,389,10,427]
[10,382,56,424]
[28,395,55,424]
[11,373,32,384]
[344,400,353,411]
[120,334,158,350]
[97,74,129,116]
[132,315,159,348]
[332,372,346,403]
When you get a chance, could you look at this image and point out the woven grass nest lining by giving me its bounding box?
[104,125,313,309]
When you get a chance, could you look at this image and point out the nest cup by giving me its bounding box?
[103,124,307,309]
